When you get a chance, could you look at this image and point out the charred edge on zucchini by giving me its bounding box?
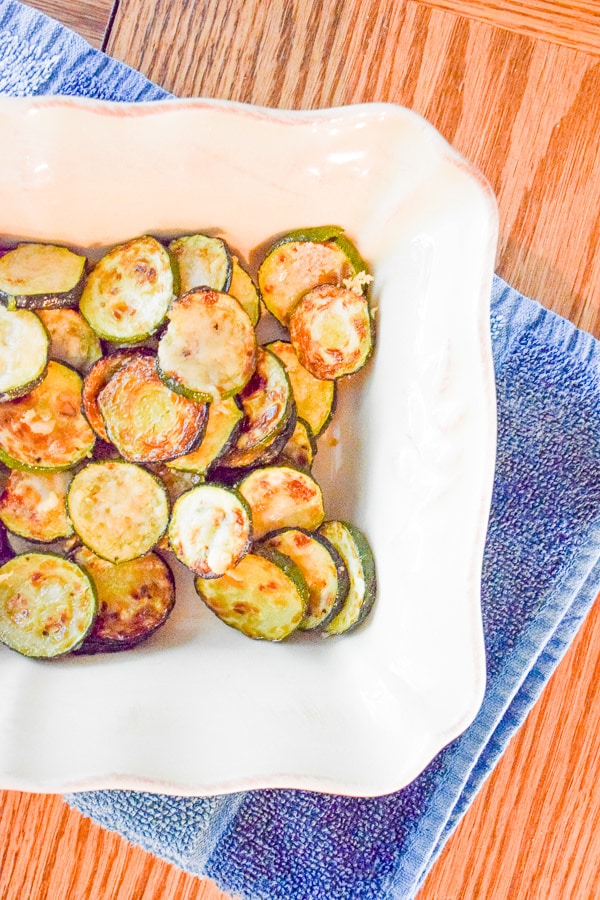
[278,418,317,472]
[262,527,349,630]
[0,552,97,658]
[98,353,208,463]
[289,284,373,380]
[82,348,153,442]
[265,339,336,437]
[71,546,175,653]
[237,465,324,540]
[157,288,257,403]
[0,361,96,472]
[0,469,74,543]
[195,547,308,641]
[0,243,87,309]
[36,308,102,374]
[0,305,49,402]
[166,396,243,476]
[67,461,169,563]
[169,234,232,294]
[169,484,252,578]
[319,521,377,635]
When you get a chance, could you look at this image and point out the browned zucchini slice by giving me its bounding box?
[229,256,261,326]
[266,339,335,436]
[82,348,150,442]
[67,461,169,563]
[195,547,308,641]
[262,527,349,630]
[278,418,317,472]
[166,396,243,475]
[217,347,294,470]
[157,289,257,403]
[319,520,377,635]
[0,552,96,658]
[98,353,208,463]
[289,284,373,379]
[169,234,231,293]
[237,465,324,539]
[0,243,86,309]
[71,546,175,653]
[149,464,203,504]
[0,469,74,542]
[0,304,49,402]
[168,484,251,577]
[79,236,174,343]
[0,361,95,471]
[36,308,102,373]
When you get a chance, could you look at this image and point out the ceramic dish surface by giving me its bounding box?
[0,97,497,797]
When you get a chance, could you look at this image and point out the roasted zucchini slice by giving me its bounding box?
[71,545,175,653]
[0,243,86,309]
[289,284,373,380]
[0,469,74,542]
[0,552,96,658]
[36,308,102,373]
[278,417,317,472]
[0,361,95,471]
[166,396,243,475]
[157,288,257,402]
[67,461,169,563]
[79,236,174,343]
[319,520,377,635]
[257,226,368,326]
[195,547,308,641]
[237,465,324,539]
[0,304,49,402]
[82,348,150,442]
[217,347,294,470]
[168,484,251,577]
[228,256,261,326]
[266,339,336,436]
[97,353,208,463]
[169,234,232,293]
[148,464,203,504]
[262,527,349,631]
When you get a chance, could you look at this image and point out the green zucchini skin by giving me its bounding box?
[0,361,96,472]
[0,243,87,309]
[319,520,377,635]
[261,527,349,630]
[71,546,175,654]
[0,552,97,658]
[0,304,49,402]
[195,547,308,641]
[67,461,169,563]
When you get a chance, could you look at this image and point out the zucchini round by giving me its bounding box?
[237,465,325,540]
[168,484,252,577]
[0,243,86,309]
[266,339,336,436]
[169,234,232,294]
[262,528,349,630]
[0,361,96,472]
[278,417,317,472]
[0,304,49,402]
[319,520,377,635]
[79,236,174,343]
[82,348,151,442]
[67,461,169,563]
[195,547,308,641]
[166,396,243,475]
[72,545,175,653]
[157,288,257,402]
[0,552,97,658]
[98,353,208,463]
[0,469,74,542]
[36,308,102,373]
[289,284,373,379]
[228,256,261,326]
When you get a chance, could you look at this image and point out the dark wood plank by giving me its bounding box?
[22,0,116,49]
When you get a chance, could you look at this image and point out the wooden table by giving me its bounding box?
[2,2,599,898]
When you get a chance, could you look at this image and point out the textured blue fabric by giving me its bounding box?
[2,3,599,898]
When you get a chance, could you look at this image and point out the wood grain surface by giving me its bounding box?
[2,1,600,899]
[21,0,115,48]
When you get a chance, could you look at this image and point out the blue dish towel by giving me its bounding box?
[2,3,600,898]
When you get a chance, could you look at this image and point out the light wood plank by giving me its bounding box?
[22,0,115,49]
[422,0,600,55]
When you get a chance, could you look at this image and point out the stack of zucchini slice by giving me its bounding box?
[0,227,377,655]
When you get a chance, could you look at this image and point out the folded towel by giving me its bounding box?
[2,3,599,898]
